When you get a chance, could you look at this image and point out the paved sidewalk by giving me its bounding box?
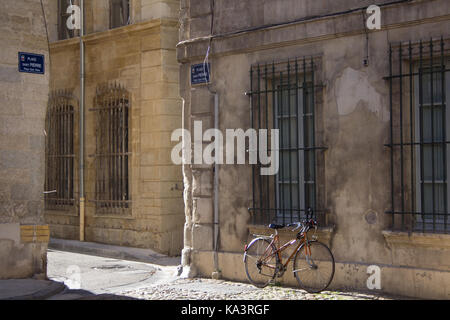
[49,238,181,266]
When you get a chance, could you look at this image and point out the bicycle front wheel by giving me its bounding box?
[244,238,278,288]
[293,241,335,293]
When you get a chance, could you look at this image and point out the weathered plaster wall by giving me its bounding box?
[0,0,50,279]
[178,0,450,298]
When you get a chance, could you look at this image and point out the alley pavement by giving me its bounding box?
[2,239,410,300]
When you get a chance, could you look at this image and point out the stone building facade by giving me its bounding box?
[178,0,450,298]
[0,0,50,279]
[41,0,184,256]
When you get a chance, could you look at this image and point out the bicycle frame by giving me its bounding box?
[257,229,312,273]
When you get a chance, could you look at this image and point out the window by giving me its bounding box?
[387,37,450,233]
[45,90,76,210]
[91,83,130,215]
[249,58,326,226]
[275,82,315,223]
[110,0,130,29]
[58,0,80,40]
[415,65,450,232]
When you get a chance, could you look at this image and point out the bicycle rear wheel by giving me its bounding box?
[293,241,335,293]
[244,238,278,288]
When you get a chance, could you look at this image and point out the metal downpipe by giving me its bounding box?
[79,0,85,242]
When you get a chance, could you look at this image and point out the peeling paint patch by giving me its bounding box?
[335,68,388,122]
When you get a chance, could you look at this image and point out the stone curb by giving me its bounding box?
[2,281,66,300]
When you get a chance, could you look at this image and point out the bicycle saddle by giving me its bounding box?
[268,224,285,229]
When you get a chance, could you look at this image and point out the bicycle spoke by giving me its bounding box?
[244,238,278,288]
[293,267,310,273]
[244,254,258,262]
[293,241,335,293]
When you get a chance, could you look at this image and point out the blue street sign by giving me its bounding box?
[18,52,45,75]
[191,63,210,85]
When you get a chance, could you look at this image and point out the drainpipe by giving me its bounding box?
[213,93,220,276]
[79,0,85,242]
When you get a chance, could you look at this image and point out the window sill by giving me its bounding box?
[382,230,450,249]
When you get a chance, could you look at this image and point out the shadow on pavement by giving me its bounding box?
[47,288,141,300]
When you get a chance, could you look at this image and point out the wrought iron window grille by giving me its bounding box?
[247,57,328,226]
[385,36,450,233]
[90,82,131,216]
[45,89,77,211]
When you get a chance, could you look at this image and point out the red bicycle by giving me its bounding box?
[243,217,335,293]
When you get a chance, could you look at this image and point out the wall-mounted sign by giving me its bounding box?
[191,63,210,85]
[18,52,45,75]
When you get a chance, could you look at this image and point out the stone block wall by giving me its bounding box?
[44,1,184,256]
[42,0,181,41]
[0,0,50,279]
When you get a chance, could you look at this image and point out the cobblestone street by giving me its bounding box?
[117,278,399,301]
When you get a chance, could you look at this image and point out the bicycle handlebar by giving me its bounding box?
[287,219,317,232]
[286,222,302,232]
[271,208,317,233]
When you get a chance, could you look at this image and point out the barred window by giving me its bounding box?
[58,0,80,40]
[387,37,450,233]
[91,83,130,215]
[110,0,130,29]
[249,58,327,226]
[45,90,76,210]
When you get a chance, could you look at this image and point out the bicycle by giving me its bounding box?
[243,214,335,293]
